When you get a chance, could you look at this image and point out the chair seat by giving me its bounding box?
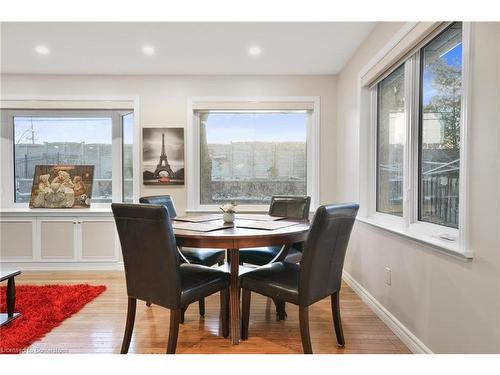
[239,246,302,266]
[181,247,225,267]
[180,264,229,306]
[239,262,300,305]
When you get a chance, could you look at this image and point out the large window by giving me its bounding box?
[374,22,463,231]
[7,109,134,205]
[199,111,308,205]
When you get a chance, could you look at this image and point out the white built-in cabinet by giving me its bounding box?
[0,209,121,269]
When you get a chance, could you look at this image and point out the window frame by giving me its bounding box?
[1,102,139,209]
[361,22,471,258]
[186,96,320,212]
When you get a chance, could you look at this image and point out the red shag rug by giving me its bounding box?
[0,284,106,354]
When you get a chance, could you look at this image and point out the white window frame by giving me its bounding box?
[358,22,472,259]
[0,97,140,210]
[186,96,320,212]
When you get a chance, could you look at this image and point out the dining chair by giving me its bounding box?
[239,203,359,354]
[112,203,230,354]
[239,195,311,266]
[139,195,225,318]
[239,195,310,319]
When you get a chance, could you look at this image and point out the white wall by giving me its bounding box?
[0,74,337,213]
[336,22,500,353]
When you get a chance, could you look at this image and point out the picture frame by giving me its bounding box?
[142,127,185,185]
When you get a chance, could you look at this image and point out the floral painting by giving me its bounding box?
[29,165,94,208]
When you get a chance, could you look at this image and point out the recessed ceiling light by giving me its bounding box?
[35,45,50,55]
[248,45,262,57]
[142,45,156,56]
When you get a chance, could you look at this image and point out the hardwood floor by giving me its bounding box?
[17,271,410,354]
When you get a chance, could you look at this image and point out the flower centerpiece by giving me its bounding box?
[220,202,237,224]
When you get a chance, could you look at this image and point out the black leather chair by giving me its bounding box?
[239,196,311,266]
[112,203,229,354]
[239,203,359,354]
[139,195,225,317]
[239,195,310,320]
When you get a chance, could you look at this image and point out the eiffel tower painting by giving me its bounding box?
[153,133,175,179]
[142,128,185,185]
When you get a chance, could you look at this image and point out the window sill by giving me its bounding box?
[356,216,473,260]
[0,207,113,217]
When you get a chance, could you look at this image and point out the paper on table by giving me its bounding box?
[172,222,233,232]
[235,220,299,231]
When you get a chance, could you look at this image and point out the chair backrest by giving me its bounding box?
[139,195,177,218]
[269,196,311,220]
[111,203,182,309]
[298,203,359,306]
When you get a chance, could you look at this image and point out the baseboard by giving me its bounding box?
[0,261,124,271]
[342,270,433,354]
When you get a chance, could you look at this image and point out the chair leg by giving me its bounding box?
[331,291,345,347]
[220,287,229,338]
[273,298,287,320]
[167,309,181,354]
[6,277,16,317]
[299,306,312,354]
[146,301,151,307]
[120,297,137,354]
[198,298,205,316]
[241,289,251,340]
[180,306,187,324]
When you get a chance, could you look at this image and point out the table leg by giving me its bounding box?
[228,248,240,344]
[7,277,15,317]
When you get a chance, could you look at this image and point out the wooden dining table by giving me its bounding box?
[173,215,310,344]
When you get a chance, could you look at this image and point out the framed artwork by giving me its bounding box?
[29,165,95,208]
[142,127,185,185]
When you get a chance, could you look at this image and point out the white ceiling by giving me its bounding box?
[0,22,375,75]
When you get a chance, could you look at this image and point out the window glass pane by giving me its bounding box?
[419,22,462,228]
[376,65,405,216]
[14,116,113,203]
[122,113,134,203]
[200,111,308,205]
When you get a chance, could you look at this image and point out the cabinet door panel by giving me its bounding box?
[40,220,75,258]
[81,220,116,258]
[0,221,33,258]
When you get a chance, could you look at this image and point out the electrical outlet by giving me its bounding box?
[384,267,391,286]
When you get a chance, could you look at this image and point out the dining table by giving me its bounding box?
[172,214,310,344]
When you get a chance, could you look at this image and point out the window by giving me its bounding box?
[122,112,134,203]
[6,109,134,206]
[199,111,308,205]
[188,98,319,211]
[376,65,405,216]
[419,23,462,228]
[372,22,464,232]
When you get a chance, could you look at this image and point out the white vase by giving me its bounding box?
[223,212,235,224]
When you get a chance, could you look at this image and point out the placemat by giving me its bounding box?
[173,214,221,223]
[236,214,286,221]
[172,221,233,232]
[235,220,299,231]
